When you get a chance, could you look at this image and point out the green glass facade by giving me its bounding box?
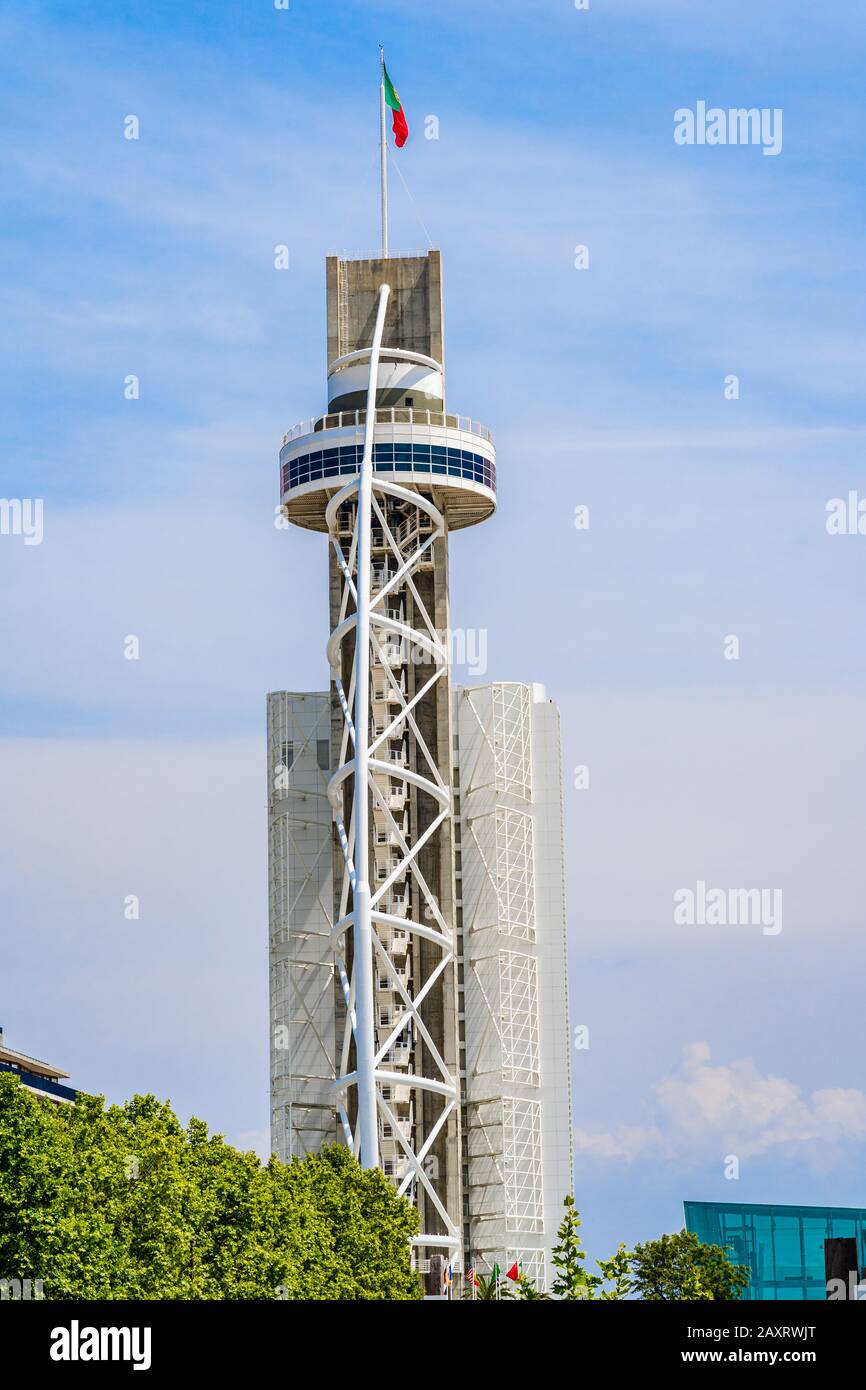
[685,1200,866,1300]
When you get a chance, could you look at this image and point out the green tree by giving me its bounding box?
[515,1272,549,1300]
[551,1195,601,1300]
[596,1242,634,1300]
[629,1230,750,1301]
[0,1074,420,1300]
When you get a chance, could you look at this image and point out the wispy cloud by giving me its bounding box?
[576,1043,866,1165]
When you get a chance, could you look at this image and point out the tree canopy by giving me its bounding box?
[629,1230,750,1302]
[0,1074,420,1300]
[549,1198,749,1302]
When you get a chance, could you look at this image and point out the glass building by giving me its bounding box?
[685,1200,866,1300]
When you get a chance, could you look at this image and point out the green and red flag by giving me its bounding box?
[383,63,409,147]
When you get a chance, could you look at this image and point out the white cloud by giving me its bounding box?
[574,1125,663,1162]
[574,1043,866,1165]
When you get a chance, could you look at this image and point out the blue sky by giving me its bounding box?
[2,0,866,1266]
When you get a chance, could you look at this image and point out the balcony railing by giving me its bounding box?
[282,407,493,447]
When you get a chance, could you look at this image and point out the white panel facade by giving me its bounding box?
[454,681,573,1290]
[267,691,337,1162]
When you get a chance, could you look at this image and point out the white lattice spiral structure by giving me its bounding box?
[325,472,461,1256]
[322,287,460,1253]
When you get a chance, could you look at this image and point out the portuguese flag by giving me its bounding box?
[383,64,409,148]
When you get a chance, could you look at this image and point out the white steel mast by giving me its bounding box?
[345,282,390,1167]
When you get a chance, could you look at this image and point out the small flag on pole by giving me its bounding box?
[506,1262,520,1282]
[383,63,409,147]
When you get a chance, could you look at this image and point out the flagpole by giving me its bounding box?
[379,46,388,258]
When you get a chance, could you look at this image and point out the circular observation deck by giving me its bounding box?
[278,407,497,533]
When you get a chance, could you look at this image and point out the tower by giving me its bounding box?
[269,250,572,1288]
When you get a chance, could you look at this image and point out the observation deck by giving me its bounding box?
[279,406,497,534]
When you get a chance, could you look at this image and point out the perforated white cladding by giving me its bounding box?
[499,949,540,1086]
[492,682,532,798]
[455,680,573,1295]
[503,1097,544,1231]
[463,1094,546,1285]
[495,806,534,941]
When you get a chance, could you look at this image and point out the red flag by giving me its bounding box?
[506,1262,519,1281]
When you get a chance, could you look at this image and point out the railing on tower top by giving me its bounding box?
[282,407,494,447]
[326,247,439,262]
